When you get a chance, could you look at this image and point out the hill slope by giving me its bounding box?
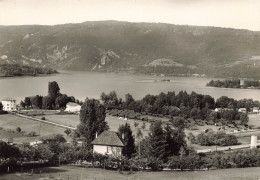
[1,21,260,78]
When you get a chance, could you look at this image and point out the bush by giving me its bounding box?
[16,127,21,133]
[41,117,46,120]
[196,131,238,146]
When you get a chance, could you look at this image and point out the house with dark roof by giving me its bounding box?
[91,131,124,157]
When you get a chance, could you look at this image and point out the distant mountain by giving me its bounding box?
[1,21,260,78]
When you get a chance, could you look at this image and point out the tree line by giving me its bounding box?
[20,81,83,110]
[101,91,251,125]
[207,79,260,89]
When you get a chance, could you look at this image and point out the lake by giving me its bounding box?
[1,70,260,102]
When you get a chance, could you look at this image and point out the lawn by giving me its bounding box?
[0,114,69,141]
[2,165,260,180]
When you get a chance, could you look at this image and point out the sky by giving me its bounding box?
[0,0,259,31]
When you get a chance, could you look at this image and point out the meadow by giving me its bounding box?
[0,114,69,142]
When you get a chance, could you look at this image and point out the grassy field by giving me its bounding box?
[248,114,260,128]
[0,114,69,142]
[2,165,260,180]
[0,129,23,139]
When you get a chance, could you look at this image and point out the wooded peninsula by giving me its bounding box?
[0,64,58,77]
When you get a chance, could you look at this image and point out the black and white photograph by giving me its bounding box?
[0,0,260,179]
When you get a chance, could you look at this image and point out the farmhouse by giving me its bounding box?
[65,102,81,113]
[1,97,16,111]
[91,131,124,157]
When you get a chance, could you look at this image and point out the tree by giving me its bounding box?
[20,100,25,108]
[0,102,3,111]
[64,129,71,136]
[0,141,20,158]
[48,81,60,106]
[55,94,70,108]
[77,99,109,149]
[42,96,53,109]
[16,127,21,133]
[24,97,31,108]
[118,123,136,158]
[30,95,43,109]
[148,121,167,162]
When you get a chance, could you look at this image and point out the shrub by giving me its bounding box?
[16,127,21,133]
[196,131,238,146]
[41,117,46,120]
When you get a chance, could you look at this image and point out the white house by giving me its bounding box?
[253,107,260,113]
[214,108,222,112]
[238,108,247,113]
[1,98,16,111]
[91,131,124,157]
[65,102,81,113]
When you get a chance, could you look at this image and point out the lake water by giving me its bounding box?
[1,70,260,102]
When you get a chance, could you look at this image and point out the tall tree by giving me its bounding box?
[48,81,60,106]
[24,97,31,108]
[77,99,109,148]
[148,121,167,161]
[0,102,3,111]
[118,123,136,158]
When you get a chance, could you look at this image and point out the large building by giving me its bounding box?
[65,102,81,113]
[91,131,124,157]
[1,98,16,111]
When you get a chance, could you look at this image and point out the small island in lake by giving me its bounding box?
[207,79,260,89]
[0,64,58,77]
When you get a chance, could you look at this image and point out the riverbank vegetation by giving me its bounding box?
[207,79,260,89]
[0,64,58,77]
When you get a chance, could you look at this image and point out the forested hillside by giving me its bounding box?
[1,21,260,78]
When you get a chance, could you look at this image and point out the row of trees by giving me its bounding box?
[207,79,241,88]
[0,64,57,77]
[20,81,83,110]
[101,91,250,124]
[101,90,260,113]
[207,79,260,89]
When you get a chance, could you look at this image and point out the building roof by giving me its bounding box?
[2,97,16,101]
[67,102,80,107]
[239,108,247,111]
[91,131,124,147]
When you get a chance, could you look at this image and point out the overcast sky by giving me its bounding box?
[0,0,259,31]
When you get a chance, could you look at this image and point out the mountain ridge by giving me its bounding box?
[1,21,260,78]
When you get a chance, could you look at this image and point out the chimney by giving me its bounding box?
[96,132,98,138]
[122,133,124,139]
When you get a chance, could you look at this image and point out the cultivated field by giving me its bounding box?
[2,165,260,180]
